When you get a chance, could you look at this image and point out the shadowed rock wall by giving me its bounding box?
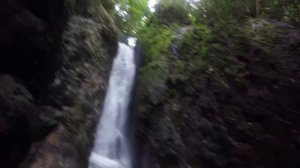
[0,0,119,167]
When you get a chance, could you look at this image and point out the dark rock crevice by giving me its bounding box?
[0,0,119,168]
[0,0,69,98]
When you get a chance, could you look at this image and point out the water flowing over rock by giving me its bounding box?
[89,43,136,168]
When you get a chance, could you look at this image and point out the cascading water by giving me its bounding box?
[89,43,136,168]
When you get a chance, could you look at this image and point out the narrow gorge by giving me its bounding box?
[89,43,135,168]
[0,0,299,168]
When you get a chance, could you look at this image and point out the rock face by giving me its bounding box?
[0,0,118,168]
[135,20,300,168]
[0,75,57,168]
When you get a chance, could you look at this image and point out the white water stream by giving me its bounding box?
[89,43,136,168]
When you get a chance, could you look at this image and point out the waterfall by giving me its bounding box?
[89,43,136,168]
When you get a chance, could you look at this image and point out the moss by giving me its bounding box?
[137,25,176,105]
[136,17,300,168]
[62,100,92,168]
[49,2,119,167]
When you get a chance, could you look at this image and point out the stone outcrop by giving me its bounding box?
[135,20,300,168]
[0,0,119,168]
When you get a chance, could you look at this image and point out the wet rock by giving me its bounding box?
[0,0,69,96]
[0,75,57,168]
[136,20,300,168]
[0,0,118,167]
[19,125,78,168]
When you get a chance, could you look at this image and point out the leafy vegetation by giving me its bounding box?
[121,1,300,167]
[113,0,299,34]
[114,0,299,80]
[137,24,175,103]
[261,0,300,23]
[112,0,150,35]
[108,0,298,118]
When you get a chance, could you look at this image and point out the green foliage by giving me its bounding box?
[112,0,150,35]
[138,24,175,97]
[245,19,287,49]
[184,0,300,25]
[155,0,190,25]
[110,0,299,117]
[260,0,300,24]
[188,0,256,24]
[111,0,299,37]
